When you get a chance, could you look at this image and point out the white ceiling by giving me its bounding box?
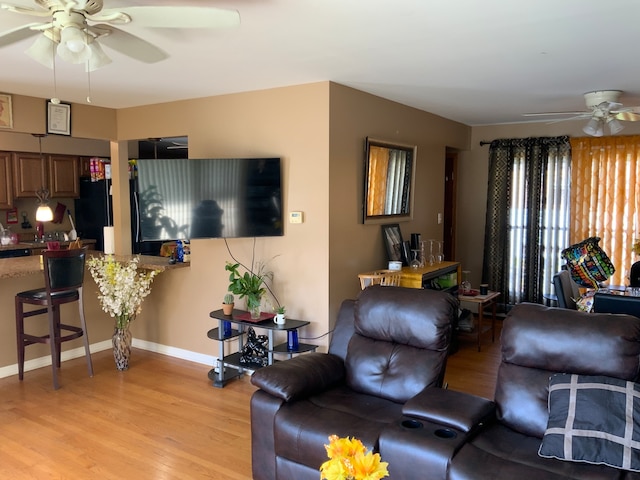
[1,0,640,126]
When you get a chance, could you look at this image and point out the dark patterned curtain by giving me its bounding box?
[482,136,571,307]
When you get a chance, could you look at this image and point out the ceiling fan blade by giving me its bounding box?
[614,111,640,122]
[92,24,168,63]
[0,22,41,47]
[0,3,51,17]
[93,6,240,29]
[545,115,590,125]
[523,112,589,117]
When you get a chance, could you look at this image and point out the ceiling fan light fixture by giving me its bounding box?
[25,34,56,69]
[85,40,111,71]
[583,117,604,137]
[607,117,624,135]
[57,26,91,63]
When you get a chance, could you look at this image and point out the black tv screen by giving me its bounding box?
[136,158,283,240]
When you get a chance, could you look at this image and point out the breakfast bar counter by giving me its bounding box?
[0,251,188,279]
[0,250,191,376]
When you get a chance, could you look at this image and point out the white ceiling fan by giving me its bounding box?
[523,90,640,136]
[0,0,240,72]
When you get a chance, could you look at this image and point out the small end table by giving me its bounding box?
[457,291,501,351]
[207,309,317,387]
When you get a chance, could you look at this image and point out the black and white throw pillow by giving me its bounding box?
[539,373,640,472]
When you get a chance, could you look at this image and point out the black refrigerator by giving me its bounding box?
[74,178,162,256]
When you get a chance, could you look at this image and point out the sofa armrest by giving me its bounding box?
[250,352,346,402]
[403,387,495,433]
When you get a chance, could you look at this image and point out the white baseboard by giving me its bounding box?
[0,340,216,379]
[131,338,216,366]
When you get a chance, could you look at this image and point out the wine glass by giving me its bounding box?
[461,270,472,295]
[410,249,421,269]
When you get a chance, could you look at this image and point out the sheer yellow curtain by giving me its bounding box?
[366,146,389,216]
[570,136,640,286]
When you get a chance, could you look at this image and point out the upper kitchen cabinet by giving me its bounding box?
[12,152,79,198]
[79,156,91,178]
[0,152,14,209]
[12,152,47,199]
[48,154,79,197]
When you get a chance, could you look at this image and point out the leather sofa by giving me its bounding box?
[249,285,459,480]
[380,303,640,479]
[252,290,640,480]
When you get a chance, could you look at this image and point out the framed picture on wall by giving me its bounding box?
[382,223,404,262]
[0,94,13,129]
[47,100,71,136]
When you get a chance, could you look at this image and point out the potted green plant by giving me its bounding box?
[225,261,272,319]
[274,305,286,325]
[222,293,235,315]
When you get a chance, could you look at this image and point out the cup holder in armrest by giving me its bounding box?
[434,428,457,439]
[401,419,423,429]
[400,419,458,440]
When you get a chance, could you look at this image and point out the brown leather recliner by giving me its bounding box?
[250,285,458,480]
[381,303,640,480]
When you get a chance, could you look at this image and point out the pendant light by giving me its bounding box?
[33,134,54,225]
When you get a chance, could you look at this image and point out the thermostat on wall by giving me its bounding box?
[289,211,304,224]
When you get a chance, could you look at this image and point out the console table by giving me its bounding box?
[400,261,461,291]
[207,309,317,387]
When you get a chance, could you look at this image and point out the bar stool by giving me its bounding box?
[15,247,93,389]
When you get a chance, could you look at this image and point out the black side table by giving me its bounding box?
[207,309,317,387]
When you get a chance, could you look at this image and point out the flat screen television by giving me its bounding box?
[136,157,283,240]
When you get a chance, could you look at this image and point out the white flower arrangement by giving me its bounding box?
[87,255,158,329]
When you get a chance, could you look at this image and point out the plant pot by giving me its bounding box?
[222,303,234,315]
[274,313,286,325]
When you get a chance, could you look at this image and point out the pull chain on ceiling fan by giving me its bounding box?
[0,0,240,72]
[523,90,640,137]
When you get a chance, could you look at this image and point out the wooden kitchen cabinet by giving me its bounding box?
[79,156,91,177]
[12,152,47,199]
[12,152,79,198]
[48,154,79,197]
[0,152,13,209]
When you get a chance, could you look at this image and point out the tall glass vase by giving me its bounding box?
[112,323,132,371]
[247,294,262,319]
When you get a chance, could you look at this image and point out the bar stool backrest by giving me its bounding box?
[43,248,87,293]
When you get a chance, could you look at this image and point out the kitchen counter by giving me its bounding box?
[0,239,97,252]
[0,251,189,279]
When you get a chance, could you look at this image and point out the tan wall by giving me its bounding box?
[328,84,470,323]
[0,83,471,373]
[4,93,116,139]
[458,121,640,287]
[115,83,332,354]
[116,82,471,357]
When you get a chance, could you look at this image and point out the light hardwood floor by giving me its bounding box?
[0,324,502,479]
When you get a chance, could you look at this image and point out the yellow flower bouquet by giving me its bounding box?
[320,435,389,480]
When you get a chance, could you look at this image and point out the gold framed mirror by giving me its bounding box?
[363,137,417,224]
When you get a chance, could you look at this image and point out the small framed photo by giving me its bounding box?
[382,223,404,262]
[0,94,13,129]
[6,208,17,224]
[47,100,71,136]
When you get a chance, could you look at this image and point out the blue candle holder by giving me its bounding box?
[287,330,299,351]
[223,321,232,338]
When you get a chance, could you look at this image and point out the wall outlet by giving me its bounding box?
[290,211,303,224]
[437,213,443,224]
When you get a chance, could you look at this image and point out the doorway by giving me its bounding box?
[443,149,457,261]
